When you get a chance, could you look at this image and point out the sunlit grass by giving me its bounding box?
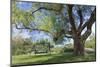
[12,52,96,66]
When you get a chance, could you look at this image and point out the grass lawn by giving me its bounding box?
[12,52,96,66]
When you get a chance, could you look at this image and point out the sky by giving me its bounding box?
[12,2,96,45]
[16,2,32,10]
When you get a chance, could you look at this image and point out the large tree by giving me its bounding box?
[12,1,96,55]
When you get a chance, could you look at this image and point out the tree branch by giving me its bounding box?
[32,7,61,14]
[67,5,77,32]
[81,8,96,40]
[79,8,96,34]
[77,8,83,31]
[65,34,73,38]
[15,23,51,33]
[32,7,43,14]
[82,29,92,40]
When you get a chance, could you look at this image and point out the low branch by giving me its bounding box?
[65,34,73,38]
[32,7,61,14]
[15,23,51,33]
[32,7,43,14]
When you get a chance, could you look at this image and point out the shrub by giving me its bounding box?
[63,47,73,53]
[12,36,33,55]
[85,40,95,49]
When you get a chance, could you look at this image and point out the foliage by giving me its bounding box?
[63,47,73,53]
[12,1,34,26]
[85,34,96,49]
[51,47,63,54]
[51,46,73,54]
[12,36,33,55]
[12,1,95,39]
[32,39,54,53]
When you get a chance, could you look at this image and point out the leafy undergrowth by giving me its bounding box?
[12,51,96,66]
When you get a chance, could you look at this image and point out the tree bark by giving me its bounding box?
[48,43,51,54]
[73,36,85,55]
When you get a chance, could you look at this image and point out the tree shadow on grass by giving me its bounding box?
[34,52,95,64]
[25,53,75,64]
[40,53,75,64]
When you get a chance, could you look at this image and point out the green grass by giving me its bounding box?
[12,52,96,66]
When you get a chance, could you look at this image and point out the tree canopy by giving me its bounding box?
[12,1,95,41]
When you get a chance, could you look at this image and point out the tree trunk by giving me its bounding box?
[73,36,85,56]
[48,43,51,54]
[34,45,36,54]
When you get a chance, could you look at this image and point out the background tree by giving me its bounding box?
[85,33,96,49]
[12,35,33,55]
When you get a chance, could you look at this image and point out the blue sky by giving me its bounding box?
[13,2,96,44]
[17,2,32,10]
